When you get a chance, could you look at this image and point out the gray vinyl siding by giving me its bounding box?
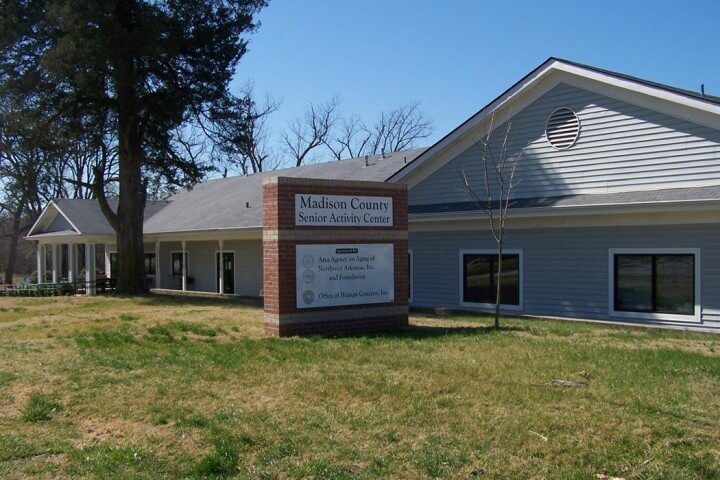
[224,240,264,297]
[409,223,720,331]
[157,239,263,297]
[409,83,720,205]
[159,242,183,291]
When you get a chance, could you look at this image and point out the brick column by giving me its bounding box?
[263,177,409,337]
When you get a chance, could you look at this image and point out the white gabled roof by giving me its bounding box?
[390,58,720,188]
[26,200,81,238]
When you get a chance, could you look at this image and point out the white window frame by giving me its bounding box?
[608,248,701,323]
[214,250,236,294]
[170,250,189,278]
[408,249,414,304]
[458,249,524,311]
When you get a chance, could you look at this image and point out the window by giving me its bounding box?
[460,250,522,309]
[171,252,188,277]
[610,249,700,322]
[109,253,118,278]
[144,253,156,275]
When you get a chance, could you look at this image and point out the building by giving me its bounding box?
[26,58,720,332]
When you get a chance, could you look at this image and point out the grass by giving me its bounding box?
[0,295,718,479]
[22,393,63,422]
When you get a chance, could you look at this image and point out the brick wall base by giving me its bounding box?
[265,315,409,337]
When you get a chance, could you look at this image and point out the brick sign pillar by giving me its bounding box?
[263,177,409,336]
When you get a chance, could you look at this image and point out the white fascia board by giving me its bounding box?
[389,60,556,186]
[144,226,263,242]
[392,58,720,188]
[27,200,82,237]
[555,65,720,131]
[29,233,115,245]
[26,201,57,237]
[409,198,720,223]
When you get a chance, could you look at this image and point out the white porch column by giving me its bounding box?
[181,240,187,291]
[218,239,224,294]
[85,243,96,296]
[68,244,76,283]
[36,243,45,285]
[104,244,111,278]
[155,241,161,289]
[51,244,59,284]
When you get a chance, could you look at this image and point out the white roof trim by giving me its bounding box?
[26,201,55,237]
[409,197,720,223]
[390,58,720,188]
[27,200,82,238]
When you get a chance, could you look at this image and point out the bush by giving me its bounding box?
[6,282,76,297]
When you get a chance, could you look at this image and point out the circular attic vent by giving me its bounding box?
[545,108,580,150]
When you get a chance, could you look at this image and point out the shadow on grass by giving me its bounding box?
[115,293,263,309]
[338,324,526,340]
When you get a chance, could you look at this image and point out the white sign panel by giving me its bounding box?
[296,244,394,309]
[295,194,393,227]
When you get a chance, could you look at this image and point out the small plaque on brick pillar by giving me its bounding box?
[263,177,409,337]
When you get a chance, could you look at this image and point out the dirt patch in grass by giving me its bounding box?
[72,417,175,448]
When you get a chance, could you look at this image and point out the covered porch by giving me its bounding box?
[143,230,263,297]
[24,232,264,298]
[29,234,116,296]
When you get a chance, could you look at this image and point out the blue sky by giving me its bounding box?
[232,0,720,149]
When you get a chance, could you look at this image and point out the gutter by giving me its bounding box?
[409,198,720,223]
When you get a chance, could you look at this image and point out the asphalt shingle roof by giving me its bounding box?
[53,198,169,235]
[143,148,425,233]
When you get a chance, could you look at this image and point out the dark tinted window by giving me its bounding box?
[614,254,694,315]
[463,254,520,305]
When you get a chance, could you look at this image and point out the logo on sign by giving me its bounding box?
[302,254,314,268]
[302,269,315,284]
[302,290,315,305]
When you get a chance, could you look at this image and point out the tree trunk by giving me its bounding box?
[114,138,146,294]
[111,0,147,295]
[494,240,503,329]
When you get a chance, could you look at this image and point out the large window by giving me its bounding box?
[144,253,156,275]
[610,249,699,321]
[461,250,521,308]
[109,253,118,278]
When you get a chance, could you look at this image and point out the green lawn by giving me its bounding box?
[0,295,718,479]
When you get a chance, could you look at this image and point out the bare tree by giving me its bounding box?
[201,85,280,175]
[60,115,119,200]
[458,112,527,328]
[0,100,64,283]
[325,102,433,160]
[368,102,433,156]
[325,115,372,161]
[282,96,340,166]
